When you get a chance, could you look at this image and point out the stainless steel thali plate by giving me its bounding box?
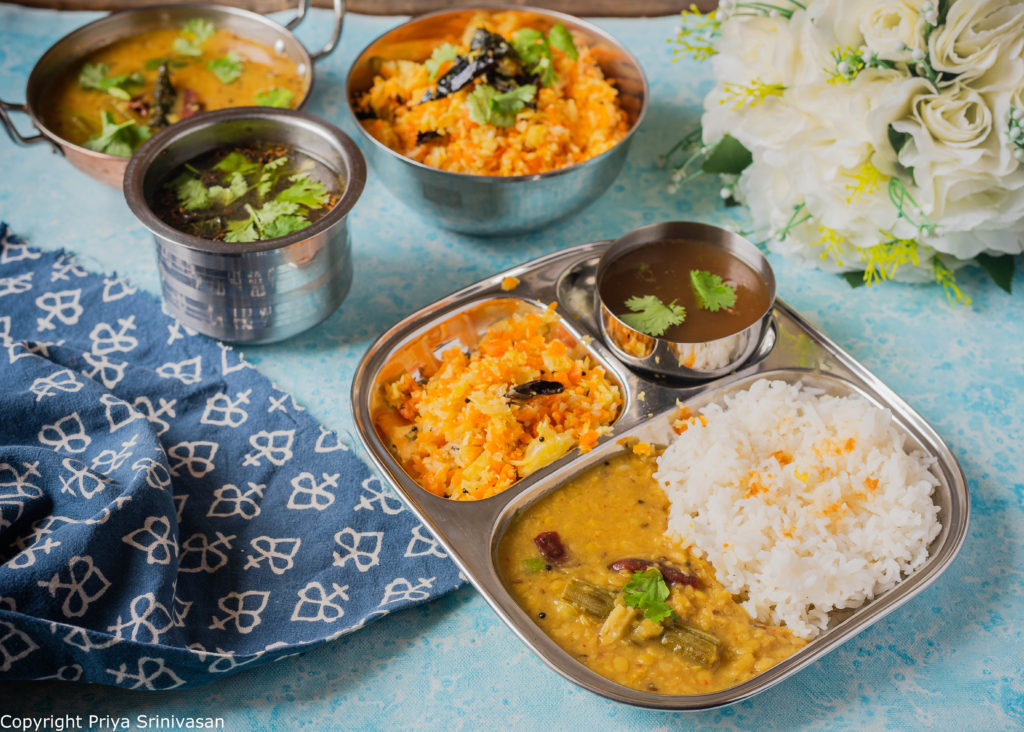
[350,239,969,711]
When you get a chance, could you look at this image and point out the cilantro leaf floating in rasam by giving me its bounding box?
[619,295,686,337]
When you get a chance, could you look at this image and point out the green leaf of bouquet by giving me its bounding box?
[888,124,911,156]
[700,134,752,175]
[976,253,1014,294]
[841,271,867,288]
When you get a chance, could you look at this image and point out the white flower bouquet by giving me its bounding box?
[670,0,1024,302]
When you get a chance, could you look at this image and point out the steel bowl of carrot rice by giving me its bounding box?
[345,7,647,235]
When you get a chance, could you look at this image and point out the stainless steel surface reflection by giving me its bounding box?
[597,222,777,380]
[345,6,647,236]
[123,107,366,343]
[350,240,969,710]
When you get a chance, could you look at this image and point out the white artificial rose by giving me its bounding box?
[929,0,1024,90]
[701,0,1024,283]
[887,82,1024,258]
[859,0,930,62]
[810,0,929,62]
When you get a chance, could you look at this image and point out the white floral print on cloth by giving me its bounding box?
[0,223,464,689]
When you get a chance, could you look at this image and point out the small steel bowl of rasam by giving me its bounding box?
[124,105,366,344]
[596,222,775,381]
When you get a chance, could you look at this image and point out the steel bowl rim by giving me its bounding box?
[344,4,649,184]
[22,2,317,164]
[123,105,366,255]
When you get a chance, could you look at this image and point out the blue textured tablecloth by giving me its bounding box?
[1,6,1022,731]
[0,223,463,689]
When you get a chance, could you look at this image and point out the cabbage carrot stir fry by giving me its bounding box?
[378,305,622,500]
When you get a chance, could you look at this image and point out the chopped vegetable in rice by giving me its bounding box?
[378,304,622,501]
[352,11,630,176]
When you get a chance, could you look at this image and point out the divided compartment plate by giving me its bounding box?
[350,240,969,710]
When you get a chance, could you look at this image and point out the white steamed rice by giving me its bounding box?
[654,379,942,639]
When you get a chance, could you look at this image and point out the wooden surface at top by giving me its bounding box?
[6,0,716,17]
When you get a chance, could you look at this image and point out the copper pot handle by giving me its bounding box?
[284,0,346,63]
[0,99,48,147]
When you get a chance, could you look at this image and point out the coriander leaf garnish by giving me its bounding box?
[511,29,556,87]
[169,169,250,212]
[78,63,145,100]
[224,200,308,243]
[170,173,211,211]
[83,111,151,157]
[257,156,290,198]
[174,18,215,56]
[208,51,243,84]
[467,83,537,127]
[78,63,108,91]
[548,23,579,60]
[277,174,330,208]
[619,295,686,337]
[425,42,459,80]
[622,568,675,623]
[214,151,260,177]
[690,270,737,312]
[254,88,294,108]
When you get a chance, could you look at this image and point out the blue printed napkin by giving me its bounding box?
[0,223,464,689]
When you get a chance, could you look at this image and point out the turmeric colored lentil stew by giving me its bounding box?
[45,19,305,156]
[376,304,622,501]
[498,450,806,695]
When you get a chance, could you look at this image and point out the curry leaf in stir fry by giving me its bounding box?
[208,51,244,84]
[83,110,152,157]
[622,568,675,623]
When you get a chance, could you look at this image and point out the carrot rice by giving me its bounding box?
[378,304,622,501]
[353,12,631,176]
